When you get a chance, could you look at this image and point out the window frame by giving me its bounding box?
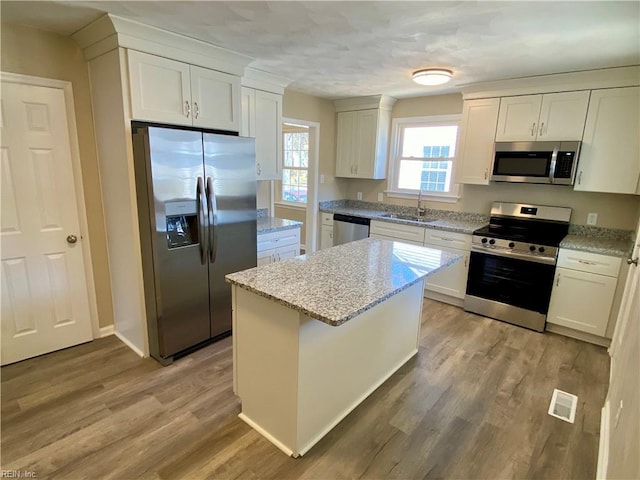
[386,114,462,203]
[277,125,309,207]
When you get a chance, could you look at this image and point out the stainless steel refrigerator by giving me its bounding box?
[132,125,257,365]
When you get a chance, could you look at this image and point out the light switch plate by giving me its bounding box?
[587,213,598,225]
[378,192,384,202]
[356,192,363,200]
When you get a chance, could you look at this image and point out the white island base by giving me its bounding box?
[231,281,424,458]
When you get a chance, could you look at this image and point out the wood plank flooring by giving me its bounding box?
[1,300,609,479]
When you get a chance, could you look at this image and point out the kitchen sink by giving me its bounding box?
[379,213,435,223]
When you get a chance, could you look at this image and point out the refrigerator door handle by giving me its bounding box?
[206,176,218,263]
[196,177,207,265]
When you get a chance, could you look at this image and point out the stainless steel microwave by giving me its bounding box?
[491,141,581,185]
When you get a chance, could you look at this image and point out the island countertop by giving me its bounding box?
[226,237,460,326]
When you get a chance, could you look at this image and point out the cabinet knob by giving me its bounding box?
[484,168,488,180]
[627,257,638,267]
[194,101,200,119]
[531,122,536,137]
[539,122,545,136]
[556,275,560,287]
[185,101,191,118]
[578,171,583,185]
[256,162,262,176]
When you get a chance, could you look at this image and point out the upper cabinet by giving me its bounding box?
[241,86,282,180]
[128,50,240,132]
[334,95,396,179]
[574,86,640,195]
[456,98,500,185]
[495,91,590,142]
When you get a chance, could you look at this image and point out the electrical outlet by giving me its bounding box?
[319,174,325,184]
[587,213,598,225]
[377,192,384,202]
[356,192,363,200]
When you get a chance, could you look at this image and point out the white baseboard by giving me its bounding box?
[597,401,610,480]
[98,325,115,338]
[545,323,611,347]
[115,331,145,358]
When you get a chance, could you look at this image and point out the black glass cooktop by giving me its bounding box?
[473,216,569,247]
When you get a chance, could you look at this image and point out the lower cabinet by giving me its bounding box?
[257,228,300,266]
[423,229,471,303]
[547,249,622,338]
[320,213,334,249]
[370,220,472,305]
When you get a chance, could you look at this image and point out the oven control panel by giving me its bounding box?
[472,236,558,263]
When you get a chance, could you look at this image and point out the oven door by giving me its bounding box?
[465,250,556,331]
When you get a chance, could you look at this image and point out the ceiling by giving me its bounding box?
[2,1,639,99]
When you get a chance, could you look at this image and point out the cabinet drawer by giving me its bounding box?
[257,228,300,252]
[370,220,425,244]
[320,213,334,226]
[424,229,471,250]
[557,249,622,277]
[369,233,423,246]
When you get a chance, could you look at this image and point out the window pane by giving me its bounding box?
[399,159,453,192]
[401,126,457,158]
[397,160,423,190]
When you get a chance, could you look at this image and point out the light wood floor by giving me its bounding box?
[1,300,609,479]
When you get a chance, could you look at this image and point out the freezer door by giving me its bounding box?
[204,133,257,337]
[145,127,211,357]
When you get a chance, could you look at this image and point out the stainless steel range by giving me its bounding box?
[464,202,571,332]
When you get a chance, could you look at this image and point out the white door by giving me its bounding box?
[495,94,542,141]
[599,217,640,479]
[1,81,93,365]
[254,90,281,180]
[457,98,500,185]
[537,91,590,140]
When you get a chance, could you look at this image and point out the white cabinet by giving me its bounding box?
[128,50,240,131]
[334,95,395,179]
[369,220,425,245]
[456,98,500,185]
[574,86,640,195]
[241,87,283,180]
[320,213,334,250]
[257,228,300,266]
[547,249,622,337]
[495,91,590,141]
[423,229,472,301]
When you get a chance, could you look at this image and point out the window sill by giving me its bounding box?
[384,191,460,204]
[274,201,307,211]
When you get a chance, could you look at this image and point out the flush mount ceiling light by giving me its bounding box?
[412,68,453,86]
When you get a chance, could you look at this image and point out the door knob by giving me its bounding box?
[627,257,638,266]
[66,234,78,244]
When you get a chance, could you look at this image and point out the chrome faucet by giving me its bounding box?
[416,188,426,217]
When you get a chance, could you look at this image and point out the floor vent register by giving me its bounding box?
[548,388,578,423]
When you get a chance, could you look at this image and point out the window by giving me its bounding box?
[388,115,461,201]
[280,124,309,205]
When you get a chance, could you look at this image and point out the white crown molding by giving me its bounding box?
[334,94,397,112]
[241,68,291,95]
[72,14,254,76]
[460,66,640,100]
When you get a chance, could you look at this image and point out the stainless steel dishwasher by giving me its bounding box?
[333,214,370,246]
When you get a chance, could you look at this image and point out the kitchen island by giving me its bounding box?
[225,238,460,457]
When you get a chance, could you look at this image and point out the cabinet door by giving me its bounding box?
[547,267,618,336]
[354,109,378,178]
[254,90,282,180]
[537,91,590,141]
[257,247,275,266]
[275,243,299,261]
[190,65,240,132]
[574,86,640,194]
[422,245,469,299]
[495,95,542,141]
[320,224,334,250]
[457,98,500,185]
[240,86,255,137]
[128,50,191,126]
[336,111,356,177]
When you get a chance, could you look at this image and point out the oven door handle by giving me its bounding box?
[471,245,557,265]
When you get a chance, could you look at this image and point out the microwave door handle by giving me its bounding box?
[549,145,559,184]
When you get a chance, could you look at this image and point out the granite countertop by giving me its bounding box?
[560,225,635,258]
[319,204,488,235]
[257,217,302,234]
[226,237,461,326]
